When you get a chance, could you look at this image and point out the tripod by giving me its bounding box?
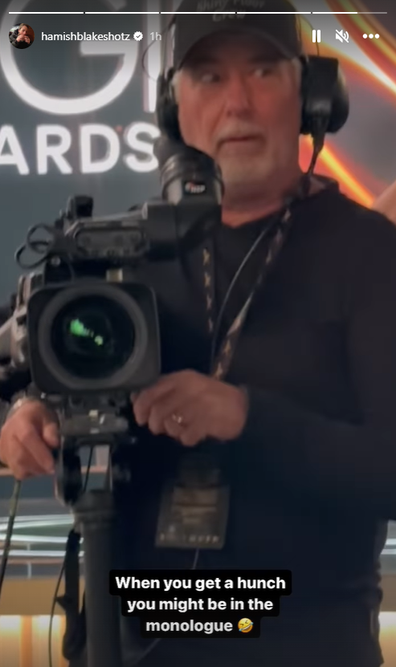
[54,407,136,667]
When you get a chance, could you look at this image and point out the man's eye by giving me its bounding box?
[254,66,274,77]
[200,72,218,83]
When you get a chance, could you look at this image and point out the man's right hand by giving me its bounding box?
[0,401,60,480]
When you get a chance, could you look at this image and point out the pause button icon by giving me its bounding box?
[312,29,322,43]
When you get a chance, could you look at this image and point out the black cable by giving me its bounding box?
[15,223,57,270]
[141,16,175,83]
[0,479,22,597]
[48,446,94,667]
[48,558,66,667]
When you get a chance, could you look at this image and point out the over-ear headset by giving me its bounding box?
[155,22,350,162]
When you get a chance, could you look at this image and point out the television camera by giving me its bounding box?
[0,136,223,503]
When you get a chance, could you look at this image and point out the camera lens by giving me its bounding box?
[51,295,135,379]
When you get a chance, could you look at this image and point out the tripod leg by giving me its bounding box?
[73,490,123,667]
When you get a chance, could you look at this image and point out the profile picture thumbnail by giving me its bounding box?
[9,23,35,49]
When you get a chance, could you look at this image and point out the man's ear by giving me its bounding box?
[372,181,396,225]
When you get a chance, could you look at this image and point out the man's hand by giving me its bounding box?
[24,36,30,43]
[16,34,25,42]
[0,401,59,480]
[132,370,248,447]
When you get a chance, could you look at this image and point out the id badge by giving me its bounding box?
[155,452,229,550]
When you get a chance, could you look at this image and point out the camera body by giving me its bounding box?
[1,137,223,412]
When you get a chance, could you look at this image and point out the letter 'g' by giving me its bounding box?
[0,0,139,115]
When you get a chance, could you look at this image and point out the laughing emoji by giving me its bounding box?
[238,618,253,633]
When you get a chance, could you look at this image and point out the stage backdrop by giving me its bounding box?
[0,0,395,300]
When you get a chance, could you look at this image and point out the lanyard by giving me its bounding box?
[203,176,310,381]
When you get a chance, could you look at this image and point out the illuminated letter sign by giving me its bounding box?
[0,0,139,115]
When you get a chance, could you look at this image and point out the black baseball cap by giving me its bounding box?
[173,0,304,70]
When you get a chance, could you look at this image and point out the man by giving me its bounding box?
[9,23,31,49]
[2,1,396,666]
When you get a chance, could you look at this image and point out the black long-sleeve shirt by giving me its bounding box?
[113,179,396,667]
[2,178,396,666]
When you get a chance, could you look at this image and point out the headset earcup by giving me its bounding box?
[300,55,349,136]
[155,68,181,141]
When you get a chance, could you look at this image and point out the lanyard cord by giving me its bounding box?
[205,174,311,381]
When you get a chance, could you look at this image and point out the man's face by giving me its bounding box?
[176,33,302,198]
[19,27,27,36]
